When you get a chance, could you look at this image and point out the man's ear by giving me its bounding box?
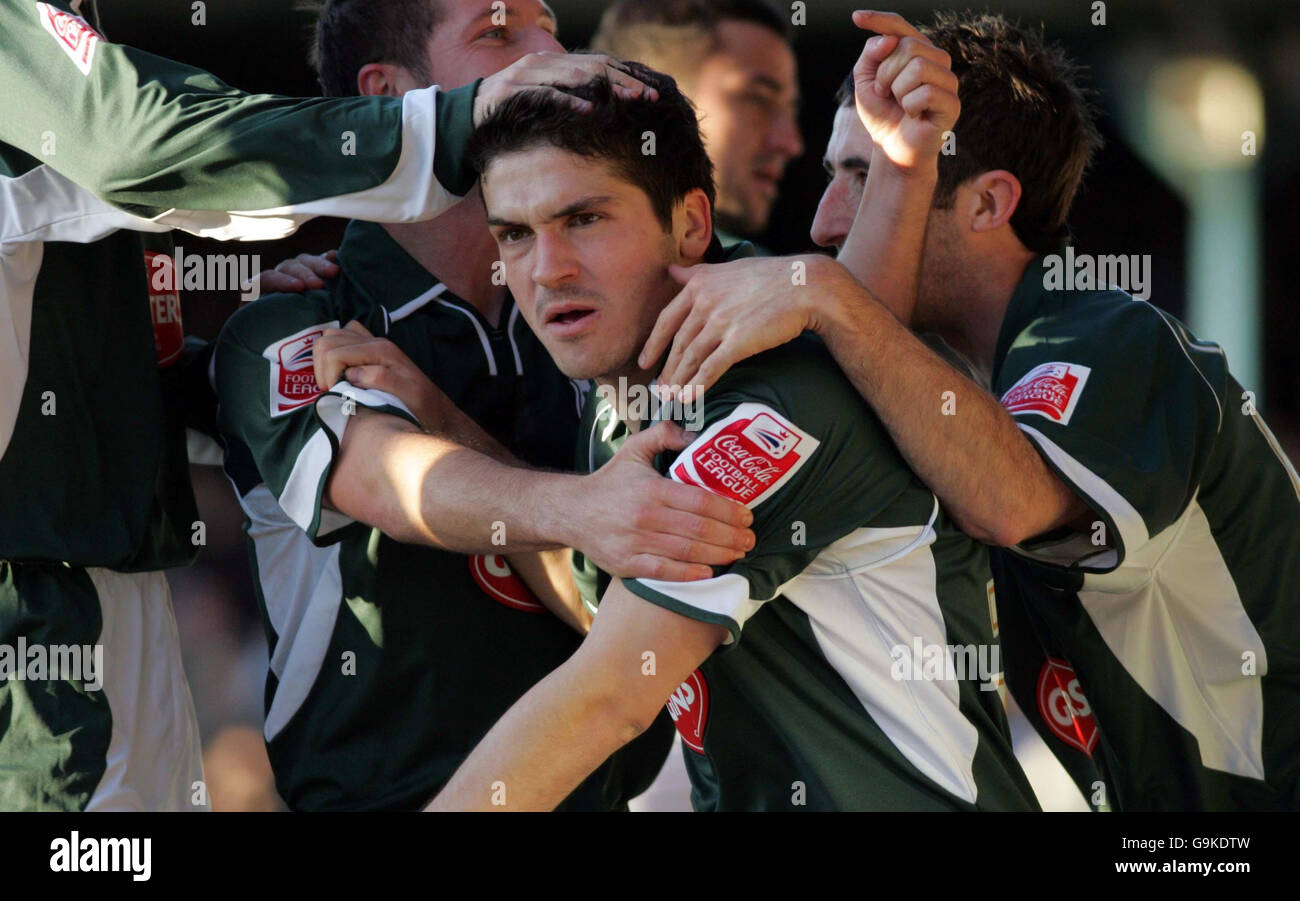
[357,63,407,98]
[675,189,713,261]
[965,170,1023,234]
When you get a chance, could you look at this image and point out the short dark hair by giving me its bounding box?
[307,0,442,97]
[836,12,1102,253]
[468,61,715,231]
[591,0,791,84]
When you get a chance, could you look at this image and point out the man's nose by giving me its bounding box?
[768,108,804,164]
[810,182,850,249]
[531,231,580,288]
[521,27,564,56]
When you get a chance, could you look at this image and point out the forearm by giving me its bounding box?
[837,160,936,325]
[328,412,577,554]
[427,580,724,811]
[820,289,1081,545]
[426,661,641,811]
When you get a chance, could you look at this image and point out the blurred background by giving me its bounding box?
[93,0,1300,810]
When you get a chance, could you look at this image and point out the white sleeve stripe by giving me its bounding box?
[151,86,459,240]
[634,571,761,641]
[0,166,167,244]
[1017,423,1149,557]
[278,428,340,534]
[276,381,413,534]
[318,380,417,430]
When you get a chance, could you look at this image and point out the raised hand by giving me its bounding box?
[851,10,960,172]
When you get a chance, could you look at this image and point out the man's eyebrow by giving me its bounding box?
[486,195,615,228]
[747,73,800,104]
[839,156,871,170]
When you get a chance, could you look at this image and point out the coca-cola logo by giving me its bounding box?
[1001,362,1091,425]
[712,435,783,482]
[670,405,818,509]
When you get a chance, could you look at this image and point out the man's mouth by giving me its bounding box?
[543,302,600,337]
[753,168,783,195]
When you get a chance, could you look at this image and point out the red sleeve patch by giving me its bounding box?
[469,555,546,614]
[666,669,710,754]
[670,403,819,509]
[37,3,103,76]
[145,252,184,368]
[263,321,338,417]
[1001,361,1091,425]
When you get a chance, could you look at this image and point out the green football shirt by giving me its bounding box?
[991,255,1300,810]
[215,220,672,810]
[0,0,480,569]
[577,328,1039,811]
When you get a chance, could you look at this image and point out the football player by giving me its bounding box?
[644,11,1300,810]
[423,54,1037,811]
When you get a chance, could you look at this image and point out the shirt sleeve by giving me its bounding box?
[620,344,918,644]
[0,0,478,243]
[996,298,1227,571]
[213,296,421,544]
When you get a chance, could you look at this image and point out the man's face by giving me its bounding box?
[811,104,870,250]
[422,0,563,89]
[483,147,682,381]
[691,20,803,236]
[810,102,967,333]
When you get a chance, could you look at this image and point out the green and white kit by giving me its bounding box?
[991,256,1300,810]
[215,220,672,810]
[577,246,1039,810]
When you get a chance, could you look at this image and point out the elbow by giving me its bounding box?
[586,685,659,749]
[952,509,1029,549]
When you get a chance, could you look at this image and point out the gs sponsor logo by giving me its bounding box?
[469,555,546,613]
[666,669,710,754]
[1036,657,1099,756]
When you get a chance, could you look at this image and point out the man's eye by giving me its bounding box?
[499,227,530,243]
[571,213,601,227]
[480,27,508,41]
